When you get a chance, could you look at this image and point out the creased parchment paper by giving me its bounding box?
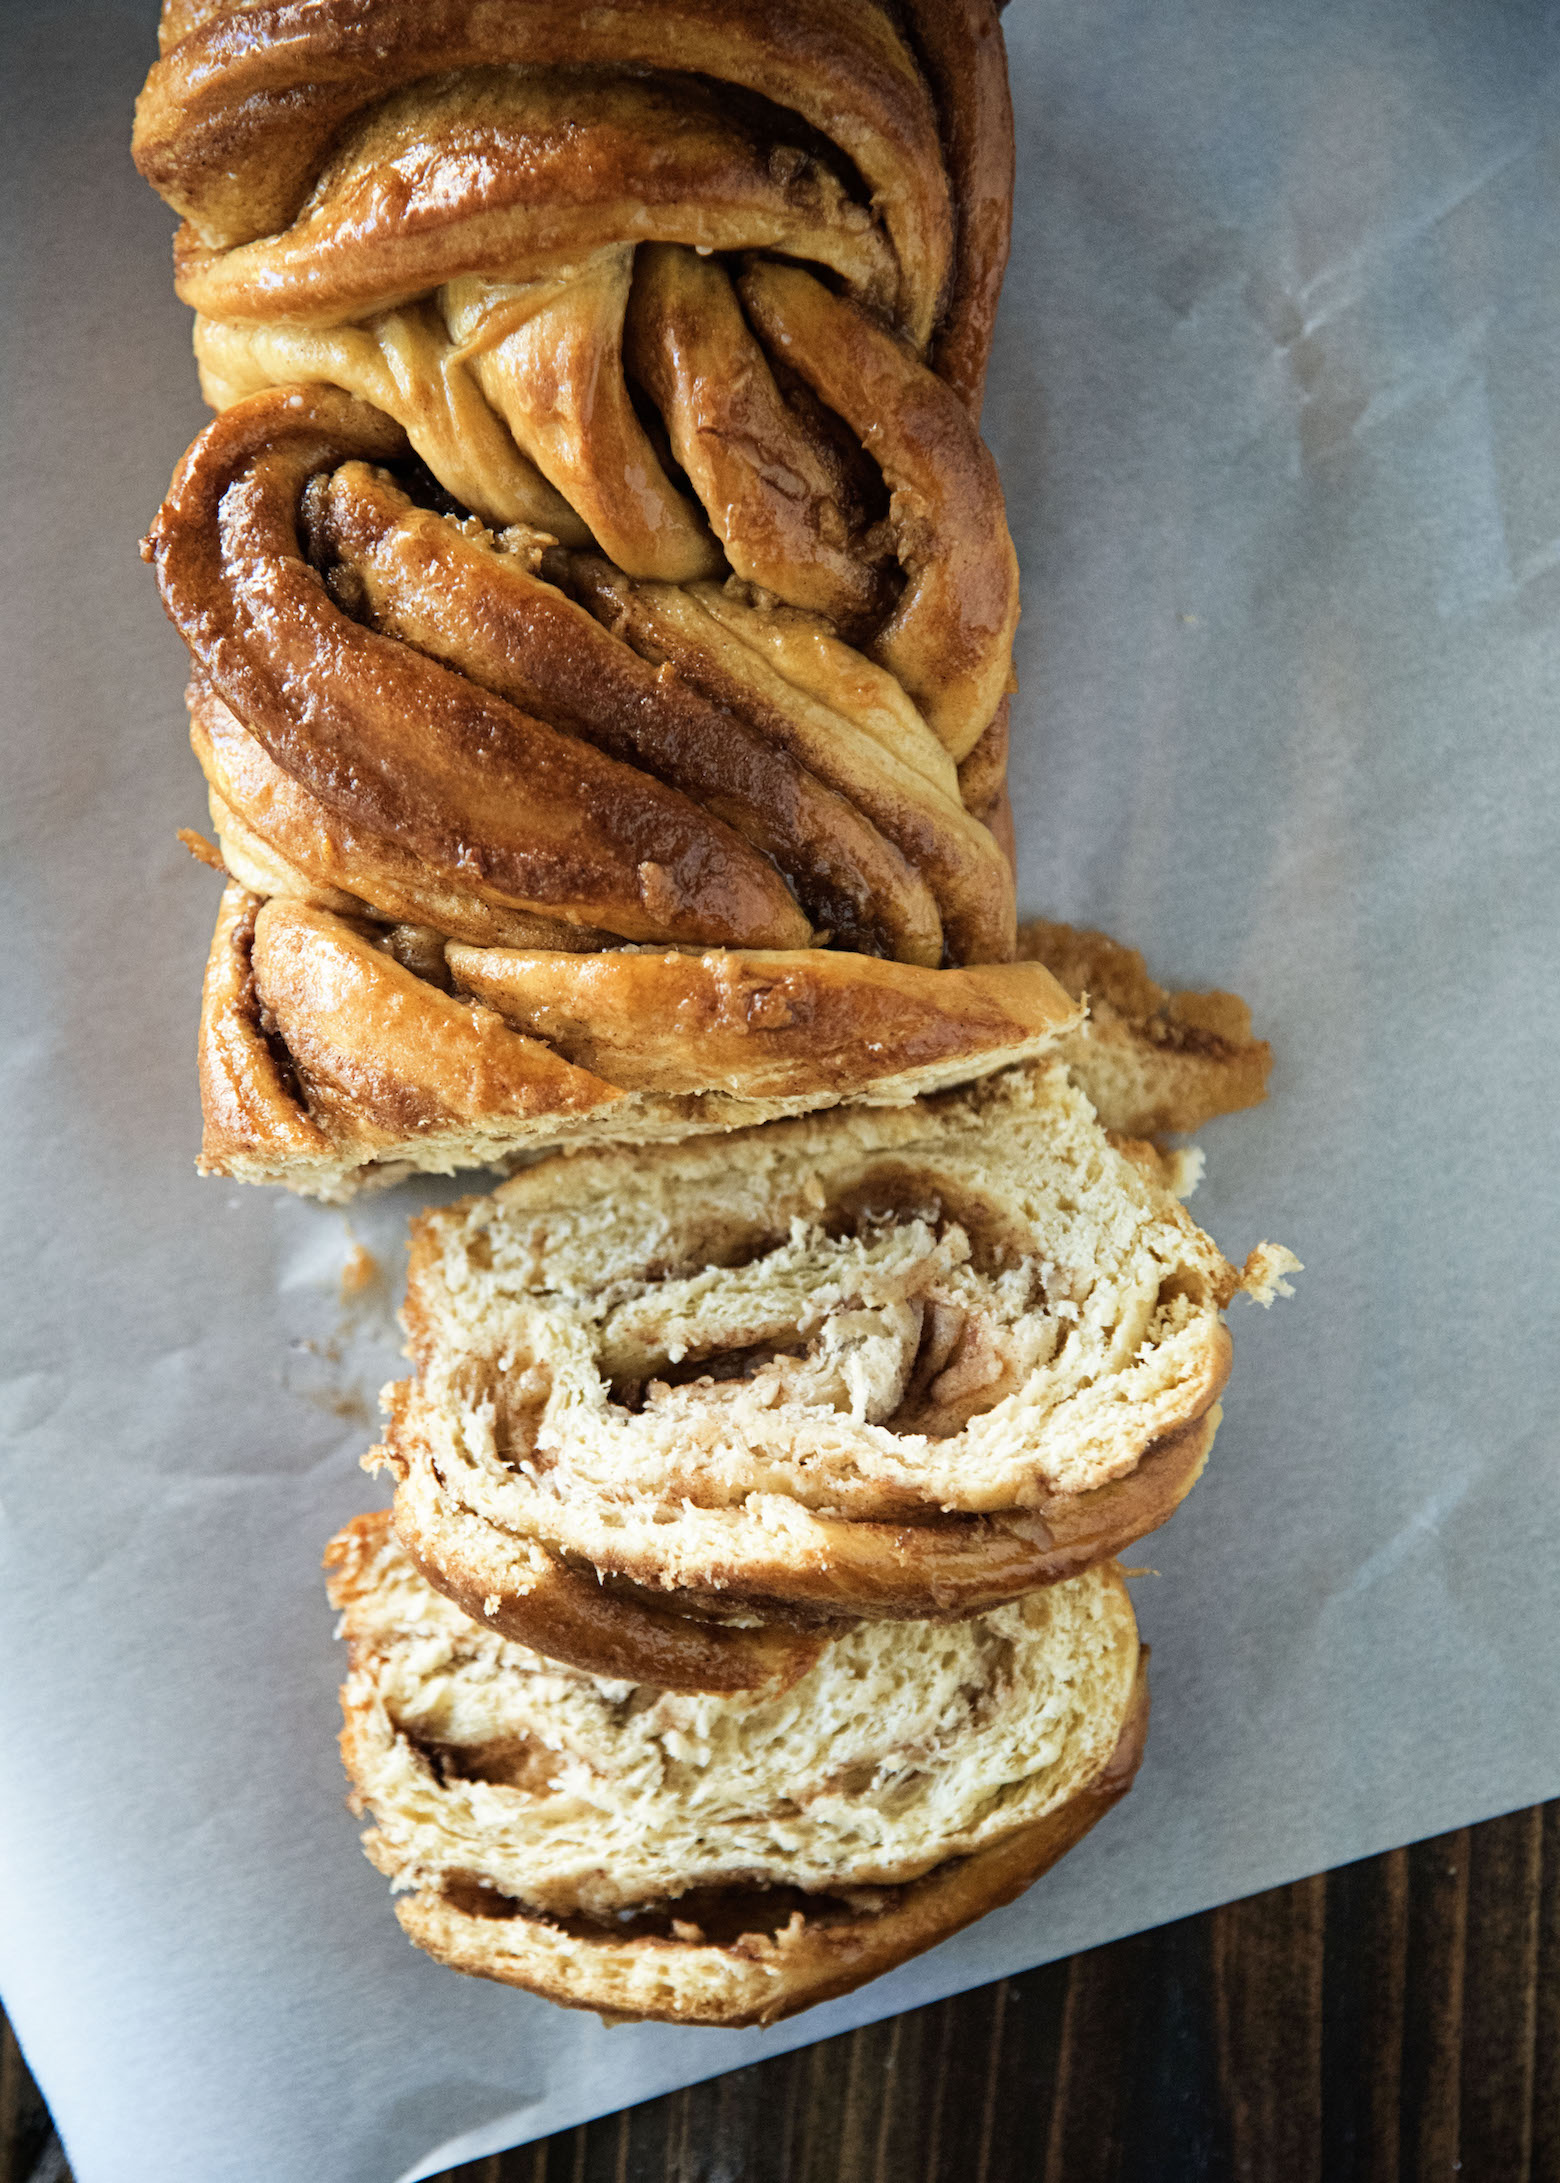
[3,2,1559,2177]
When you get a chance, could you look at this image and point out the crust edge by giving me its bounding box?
[390,1656,1149,2027]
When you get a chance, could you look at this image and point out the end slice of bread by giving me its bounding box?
[326,1512,1148,2026]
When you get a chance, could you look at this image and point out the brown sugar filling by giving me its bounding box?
[437,1874,904,1946]
[481,1173,1051,1472]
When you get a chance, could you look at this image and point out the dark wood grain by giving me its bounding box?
[5,1804,1556,2183]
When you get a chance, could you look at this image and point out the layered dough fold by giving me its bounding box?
[326,1512,1146,2025]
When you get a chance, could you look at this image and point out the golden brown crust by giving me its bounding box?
[146,389,810,952]
[140,12,1030,1186]
[136,1,952,343]
[956,696,1011,823]
[389,1657,1149,2026]
[195,888,1082,1195]
[625,244,893,630]
[899,0,1015,409]
[739,262,1019,761]
[192,681,622,951]
[248,900,626,1142]
[195,886,637,1192]
[1018,920,1274,1136]
[195,880,331,1173]
[446,945,1077,1100]
[313,470,979,964]
[154,383,1017,966]
[561,559,1015,965]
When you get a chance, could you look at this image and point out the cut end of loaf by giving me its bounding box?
[194,882,1082,1198]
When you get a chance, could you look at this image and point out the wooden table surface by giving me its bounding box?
[4,1800,1556,2183]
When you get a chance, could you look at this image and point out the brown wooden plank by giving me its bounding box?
[835,2016,902,2182]
[975,1956,1070,2181]
[791,2020,864,2183]
[1126,1904,1232,2176]
[651,2052,801,2183]
[1042,1927,1149,2182]
[862,2000,934,2181]
[916,1990,1012,2174]
[1399,1829,1470,2183]
[970,1981,1011,2183]
[1461,1805,1542,2183]
[920,1983,1010,2183]
[1320,1845,1409,2183]
[1211,1873,1327,2183]
[1533,1805,1560,2183]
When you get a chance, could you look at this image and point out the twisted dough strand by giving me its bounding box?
[146,390,810,948]
[138,0,1035,1189]
[138,2,952,337]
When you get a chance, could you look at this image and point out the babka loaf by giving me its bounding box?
[132,2,1298,2043]
[133,3,1045,1182]
[370,1061,1295,1683]
[326,1511,1148,2026]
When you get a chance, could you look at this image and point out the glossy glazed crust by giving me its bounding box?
[194,882,1082,1198]
[900,0,1015,409]
[196,881,333,1175]
[152,350,1015,957]
[141,4,1032,1194]
[144,0,1013,405]
[137,1,952,338]
[146,391,811,954]
[738,261,1019,760]
[444,944,1077,1100]
[387,1661,1149,2027]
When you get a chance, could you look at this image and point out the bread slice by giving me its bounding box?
[326,1512,1148,2027]
[374,1062,1295,1666]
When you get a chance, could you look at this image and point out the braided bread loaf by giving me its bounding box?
[133,2,1060,1189]
[132,7,1296,2034]
[326,1511,1147,2025]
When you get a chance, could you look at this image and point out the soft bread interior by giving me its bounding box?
[380,1065,1281,1625]
[328,1515,1142,1922]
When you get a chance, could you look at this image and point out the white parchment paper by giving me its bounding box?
[4,3,1559,2177]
